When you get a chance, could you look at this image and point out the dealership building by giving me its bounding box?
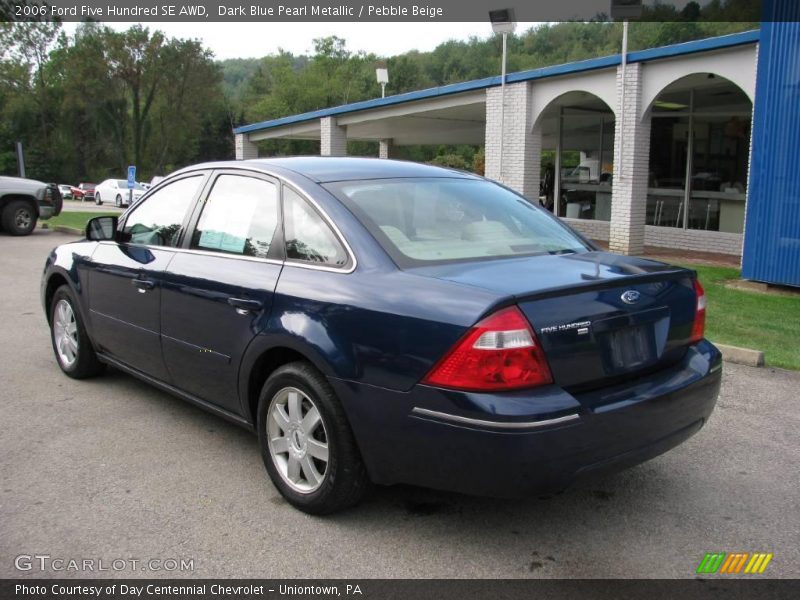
[234,15,799,287]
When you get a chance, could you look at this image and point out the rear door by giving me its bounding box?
[159,170,283,415]
[88,173,207,381]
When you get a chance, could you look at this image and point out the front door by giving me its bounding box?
[88,173,207,381]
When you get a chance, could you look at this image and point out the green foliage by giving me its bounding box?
[0,22,230,183]
[428,154,469,171]
[678,264,800,371]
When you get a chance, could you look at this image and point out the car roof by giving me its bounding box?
[173,157,481,184]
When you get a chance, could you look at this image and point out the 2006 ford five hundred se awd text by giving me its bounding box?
[41,158,721,514]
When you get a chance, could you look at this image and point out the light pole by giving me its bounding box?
[489,8,516,179]
[375,61,389,98]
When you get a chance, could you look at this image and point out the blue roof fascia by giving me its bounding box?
[627,29,760,63]
[234,29,760,135]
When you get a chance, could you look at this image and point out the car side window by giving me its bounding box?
[122,176,203,247]
[283,187,348,268]
[191,174,279,259]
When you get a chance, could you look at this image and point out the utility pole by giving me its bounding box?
[16,142,25,178]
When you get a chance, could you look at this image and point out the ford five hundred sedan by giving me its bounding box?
[41,158,721,514]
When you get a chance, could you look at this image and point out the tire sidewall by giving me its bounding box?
[50,286,93,377]
[95,193,101,205]
[257,365,344,511]
[4,201,37,235]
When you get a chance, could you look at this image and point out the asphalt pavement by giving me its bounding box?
[60,199,124,213]
[1,230,798,579]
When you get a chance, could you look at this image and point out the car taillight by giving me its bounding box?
[690,278,706,344]
[422,306,553,392]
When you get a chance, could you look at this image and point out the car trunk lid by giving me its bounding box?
[410,251,698,389]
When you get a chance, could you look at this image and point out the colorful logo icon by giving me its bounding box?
[696,552,773,574]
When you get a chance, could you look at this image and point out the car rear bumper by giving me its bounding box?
[330,340,722,498]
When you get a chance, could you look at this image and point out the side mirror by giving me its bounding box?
[86,216,118,241]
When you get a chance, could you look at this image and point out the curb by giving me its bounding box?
[714,342,765,367]
[52,226,83,235]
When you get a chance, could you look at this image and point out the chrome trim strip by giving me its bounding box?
[410,407,580,430]
[169,246,284,266]
[281,182,358,274]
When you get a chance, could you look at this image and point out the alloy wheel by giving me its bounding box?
[14,207,32,230]
[267,386,329,494]
[53,299,79,368]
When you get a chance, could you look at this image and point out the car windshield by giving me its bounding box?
[326,177,588,266]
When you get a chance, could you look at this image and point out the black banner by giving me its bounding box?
[2,579,800,600]
[1,0,769,23]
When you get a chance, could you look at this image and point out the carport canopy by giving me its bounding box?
[244,90,486,146]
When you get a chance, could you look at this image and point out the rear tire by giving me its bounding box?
[257,361,369,514]
[49,285,104,379]
[115,194,121,207]
[2,200,37,236]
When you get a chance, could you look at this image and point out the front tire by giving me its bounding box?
[95,193,102,206]
[2,200,37,236]
[50,285,104,379]
[115,194,122,207]
[257,362,369,514]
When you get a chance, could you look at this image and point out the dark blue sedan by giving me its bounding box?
[41,158,721,514]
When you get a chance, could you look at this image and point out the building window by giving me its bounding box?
[539,92,615,222]
[648,75,752,234]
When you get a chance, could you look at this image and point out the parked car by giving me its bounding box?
[70,186,85,201]
[94,179,146,207]
[1,176,62,235]
[41,158,721,514]
[78,183,96,202]
[58,184,74,200]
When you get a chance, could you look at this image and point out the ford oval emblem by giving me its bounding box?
[621,290,641,304]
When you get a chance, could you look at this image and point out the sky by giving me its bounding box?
[61,21,541,60]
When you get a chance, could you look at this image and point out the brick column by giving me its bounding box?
[320,117,347,156]
[235,133,258,160]
[609,62,649,255]
[484,82,540,199]
[378,139,392,159]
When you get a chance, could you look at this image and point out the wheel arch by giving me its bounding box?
[0,193,39,217]
[239,337,337,427]
[43,267,86,325]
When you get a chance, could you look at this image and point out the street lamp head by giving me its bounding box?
[610,0,643,20]
[375,61,389,85]
[489,8,516,35]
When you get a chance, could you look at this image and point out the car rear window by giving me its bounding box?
[325,177,588,267]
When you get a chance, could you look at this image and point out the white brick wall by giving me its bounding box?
[644,226,743,257]
[485,82,540,199]
[562,217,611,241]
[609,63,649,255]
[320,117,347,156]
[563,219,742,257]
[379,139,392,159]
[235,133,258,160]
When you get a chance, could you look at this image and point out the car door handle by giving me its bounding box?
[131,278,155,293]
[227,298,263,315]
